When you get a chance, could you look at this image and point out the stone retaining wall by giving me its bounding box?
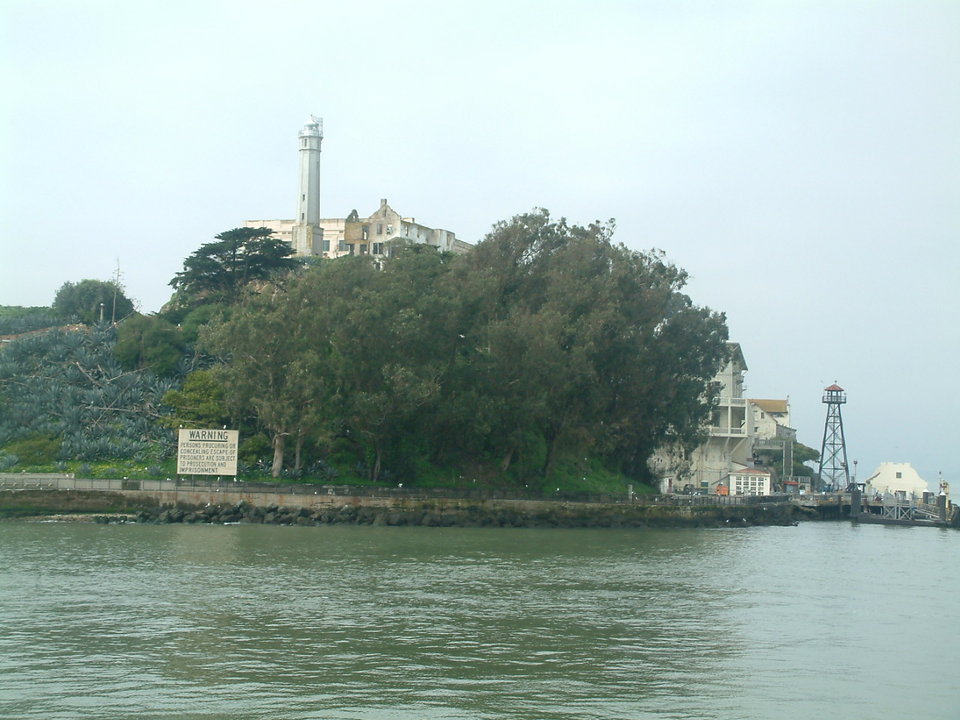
[2,487,803,528]
[127,493,800,528]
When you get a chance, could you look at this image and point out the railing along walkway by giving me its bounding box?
[0,473,796,507]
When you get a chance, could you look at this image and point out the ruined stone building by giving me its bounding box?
[245,117,471,260]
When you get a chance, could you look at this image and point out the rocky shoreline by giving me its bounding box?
[2,490,807,528]
[126,499,802,528]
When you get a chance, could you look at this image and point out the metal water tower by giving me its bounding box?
[817,383,850,491]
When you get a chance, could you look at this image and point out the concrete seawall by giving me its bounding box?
[1,486,803,528]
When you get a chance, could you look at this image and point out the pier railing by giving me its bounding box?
[651,493,793,507]
[0,473,632,504]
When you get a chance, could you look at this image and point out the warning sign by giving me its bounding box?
[177,429,239,476]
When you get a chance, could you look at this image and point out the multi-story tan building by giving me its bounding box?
[652,343,796,495]
[245,117,469,260]
[687,343,755,491]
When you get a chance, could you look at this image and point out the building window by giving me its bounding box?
[373,242,384,255]
[362,225,369,240]
[322,240,330,252]
[377,223,383,235]
[360,244,368,254]
[338,240,347,252]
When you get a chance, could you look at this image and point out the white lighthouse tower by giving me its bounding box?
[292,115,323,255]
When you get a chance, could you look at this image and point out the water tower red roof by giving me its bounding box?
[825,383,844,391]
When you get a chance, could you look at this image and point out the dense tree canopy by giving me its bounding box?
[160,368,230,430]
[0,211,730,486]
[444,212,729,479]
[53,279,135,325]
[201,210,729,483]
[114,314,186,377]
[169,227,299,305]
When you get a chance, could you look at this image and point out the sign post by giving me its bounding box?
[176,429,239,477]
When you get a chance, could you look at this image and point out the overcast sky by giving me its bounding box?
[2,1,958,486]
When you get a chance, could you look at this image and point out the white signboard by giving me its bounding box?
[177,429,239,476]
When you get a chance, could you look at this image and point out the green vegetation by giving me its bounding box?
[160,368,229,429]
[201,210,728,489]
[53,279,135,324]
[0,212,729,494]
[3,434,61,465]
[169,226,298,307]
[0,324,175,462]
[114,314,186,377]
[0,306,59,336]
[756,441,819,481]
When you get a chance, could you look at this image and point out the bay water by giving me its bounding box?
[0,521,956,719]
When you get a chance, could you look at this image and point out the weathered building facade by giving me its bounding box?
[653,343,797,495]
[245,117,470,260]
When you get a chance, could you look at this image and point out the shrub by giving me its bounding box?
[239,433,272,466]
[4,434,61,465]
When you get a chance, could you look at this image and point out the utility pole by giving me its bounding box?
[112,259,121,323]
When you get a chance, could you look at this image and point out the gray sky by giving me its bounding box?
[2,1,958,486]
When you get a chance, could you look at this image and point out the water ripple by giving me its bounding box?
[0,523,956,719]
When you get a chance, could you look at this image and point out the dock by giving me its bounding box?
[793,490,960,527]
